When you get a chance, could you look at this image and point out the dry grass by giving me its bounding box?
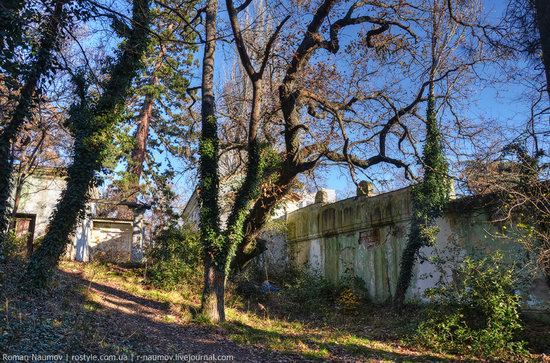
[1,259,548,362]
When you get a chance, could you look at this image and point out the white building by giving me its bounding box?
[12,168,147,262]
[181,186,336,227]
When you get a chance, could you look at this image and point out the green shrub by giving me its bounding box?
[416,252,528,360]
[3,230,27,259]
[144,224,201,290]
[277,267,368,315]
[283,268,335,308]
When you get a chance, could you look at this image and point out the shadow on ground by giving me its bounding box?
[0,260,480,362]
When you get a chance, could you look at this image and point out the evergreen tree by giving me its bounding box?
[105,0,198,216]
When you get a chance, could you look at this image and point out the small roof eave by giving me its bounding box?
[92,217,134,224]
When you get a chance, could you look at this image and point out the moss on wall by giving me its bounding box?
[284,187,549,309]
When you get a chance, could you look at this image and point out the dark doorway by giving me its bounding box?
[14,214,36,256]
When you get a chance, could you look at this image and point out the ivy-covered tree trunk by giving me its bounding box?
[24,146,95,284]
[393,4,451,308]
[223,84,263,274]
[534,0,550,101]
[202,254,225,322]
[393,211,426,308]
[231,169,297,271]
[0,0,67,258]
[198,0,225,322]
[24,0,150,287]
[0,0,26,74]
[393,81,450,309]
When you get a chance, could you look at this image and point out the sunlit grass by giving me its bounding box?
[57,260,540,362]
[222,307,404,360]
[63,261,194,307]
[60,261,455,361]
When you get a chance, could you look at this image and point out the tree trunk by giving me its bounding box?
[128,89,154,200]
[0,0,67,255]
[231,169,298,272]
[393,8,451,309]
[24,0,150,287]
[232,237,267,272]
[201,254,225,323]
[24,156,95,285]
[228,0,338,273]
[130,92,154,179]
[128,34,170,201]
[10,173,24,221]
[393,222,422,310]
[198,0,224,321]
[534,0,550,101]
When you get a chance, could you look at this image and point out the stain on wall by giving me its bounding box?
[281,187,549,310]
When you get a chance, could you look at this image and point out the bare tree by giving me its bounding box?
[196,0,488,321]
[228,0,486,271]
[10,98,71,220]
[464,141,550,286]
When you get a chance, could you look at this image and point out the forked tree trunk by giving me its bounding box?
[201,255,225,323]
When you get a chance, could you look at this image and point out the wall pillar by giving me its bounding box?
[131,209,145,261]
[73,202,95,262]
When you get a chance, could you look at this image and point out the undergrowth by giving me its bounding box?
[415,253,529,361]
[1,253,547,361]
[144,224,201,290]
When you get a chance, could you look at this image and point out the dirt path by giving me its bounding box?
[73,271,315,363]
[4,261,546,362]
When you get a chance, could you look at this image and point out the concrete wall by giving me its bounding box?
[281,187,550,311]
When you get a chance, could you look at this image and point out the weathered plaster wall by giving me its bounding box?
[18,173,67,237]
[282,187,549,311]
[17,172,144,263]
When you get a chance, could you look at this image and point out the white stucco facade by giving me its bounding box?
[13,168,145,263]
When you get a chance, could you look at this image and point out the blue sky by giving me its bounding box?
[89,0,547,204]
[194,1,546,201]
